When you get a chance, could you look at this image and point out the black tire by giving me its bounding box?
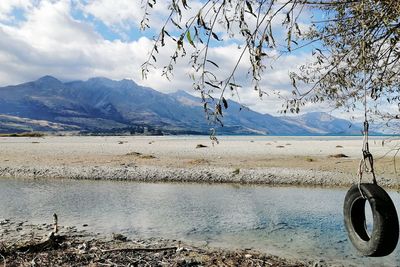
[343,183,399,257]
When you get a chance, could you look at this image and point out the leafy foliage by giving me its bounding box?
[294,0,400,122]
[140,0,400,126]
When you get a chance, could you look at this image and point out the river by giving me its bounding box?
[0,178,399,266]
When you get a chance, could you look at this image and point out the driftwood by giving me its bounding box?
[1,216,308,266]
[101,246,178,253]
[15,213,63,254]
[16,232,65,253]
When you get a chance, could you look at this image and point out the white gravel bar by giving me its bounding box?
[0,135,398,187]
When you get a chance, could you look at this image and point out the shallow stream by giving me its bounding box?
[0,178,399,266]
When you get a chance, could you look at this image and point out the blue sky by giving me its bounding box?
[0,0,368,119]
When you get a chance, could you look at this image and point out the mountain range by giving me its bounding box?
[0,76,365,135]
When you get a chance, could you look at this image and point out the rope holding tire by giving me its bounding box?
[342,0,399,257]
[343,183,399,257]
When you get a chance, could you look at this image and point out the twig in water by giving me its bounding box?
[53,213,58,234]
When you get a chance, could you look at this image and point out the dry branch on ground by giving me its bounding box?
[0,220,308,267]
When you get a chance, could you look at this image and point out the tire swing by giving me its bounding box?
[343,70,400,258]
[343,1,399,256]
[343,125,399,257]
[344,181,399,256]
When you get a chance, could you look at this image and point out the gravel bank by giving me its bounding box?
[0,136,398,187]
[0,164,397,188]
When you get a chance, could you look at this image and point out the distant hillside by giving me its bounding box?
[0,76,367,135]
[280,112,362,135]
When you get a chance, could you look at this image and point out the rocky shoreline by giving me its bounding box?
[0,219,309,267]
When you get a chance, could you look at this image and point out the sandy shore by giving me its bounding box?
[0,135,399,187]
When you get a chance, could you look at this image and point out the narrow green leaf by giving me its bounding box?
[228,82,242,88]
[171,18,182,29]
[211,32,221,41]
[186,31,195,47]
[246,1,253,14]
[206,59,219,68]
[245,1,256,17]
[205,81,220,89]
[222,97,228,109]
[182,0,189,9]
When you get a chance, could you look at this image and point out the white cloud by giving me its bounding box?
[0,1,206,90]
[80,0,171,35]
[0,1,146,84]
[0,0,35,21]
[0,0,336,117]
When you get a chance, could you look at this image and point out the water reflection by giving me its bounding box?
[0,178,399,266]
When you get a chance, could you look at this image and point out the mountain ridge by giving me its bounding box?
[0,76,365,135]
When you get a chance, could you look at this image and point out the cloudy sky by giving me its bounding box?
[0,0,351,117]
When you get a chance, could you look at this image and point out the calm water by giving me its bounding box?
[0,178,399,266]
[146,135,396,142]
